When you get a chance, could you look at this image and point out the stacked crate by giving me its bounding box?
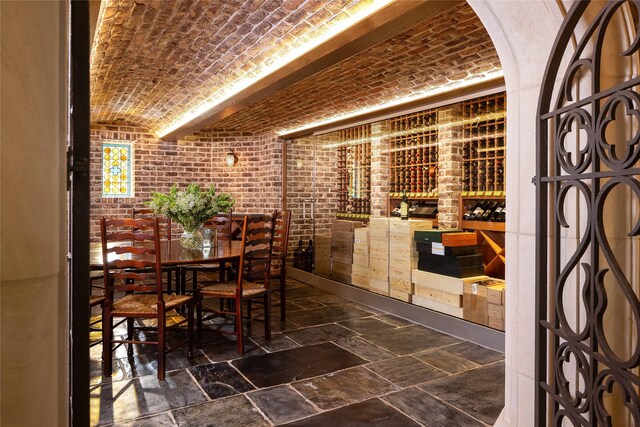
[388,219,434,302]
[487,281,506,331]
[368,218,389,295]
[331,220,362,284]
[315,234,332,278]
[412,269,488,318]
[351,227,370,289]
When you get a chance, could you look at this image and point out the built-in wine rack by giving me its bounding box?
[337,125,371,219]
[461,93,506,196]
[389,109,438,198]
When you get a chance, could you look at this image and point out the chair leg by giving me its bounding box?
[235,297,243,355]
[247,300,252,320]
[127,317,134,357]
[187,300,194,359]
[158,309,166,381]
[280,276,286,322]
[102,313,112,377]
[264,292,272,341]
[196,293,202,348]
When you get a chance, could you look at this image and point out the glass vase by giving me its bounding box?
[180,227,203,250]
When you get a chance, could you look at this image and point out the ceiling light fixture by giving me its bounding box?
[226,150,238,167]
[156,0,394,138]
[277,70,505,137]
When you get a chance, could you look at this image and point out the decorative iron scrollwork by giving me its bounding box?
[537,1,640,425]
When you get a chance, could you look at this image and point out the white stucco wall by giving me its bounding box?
[468,1,568,426]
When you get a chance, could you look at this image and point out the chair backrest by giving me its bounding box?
[230,212,263,240]
[100,217,164,299]
[235,212,277,287]
[203,212,232,241]
[270,210,292,279]
[132,207,172,241]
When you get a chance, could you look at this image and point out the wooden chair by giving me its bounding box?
[180,211,233,292]
[196,212,276,354]
[270,210,292,322]
[247,210,292,322]
[100,217,194,380]
[132,207,178,294]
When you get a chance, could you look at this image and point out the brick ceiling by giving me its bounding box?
[90,0,501,137]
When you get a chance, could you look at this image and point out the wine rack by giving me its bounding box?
[389,108,438,198]
[461,92,506,197]
[337,124,371,219]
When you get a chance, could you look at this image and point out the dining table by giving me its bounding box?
[90,239,243,293]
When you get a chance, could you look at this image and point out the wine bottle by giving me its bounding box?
[400,189,409,220]
[471,201,487,220]
[498,203,506,222]
[463,203,478,220]
[490,202,504,222]
[293,238,304,269]
[481,201,498,221]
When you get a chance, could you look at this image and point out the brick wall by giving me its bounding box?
[90,123,282,241]
[370,121,390,218]
[437,105,464,229]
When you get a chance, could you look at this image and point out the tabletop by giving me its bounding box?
[90,239,243,269]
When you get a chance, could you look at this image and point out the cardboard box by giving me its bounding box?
[487,282,506,305]
[488,302,504,320]
[413,286,463,307]
[442,232,478,247]
[389,288,411,302]
[412,269,488,294]
[488,317,505,331]
[412,294,464,318]
[463,281,488,326]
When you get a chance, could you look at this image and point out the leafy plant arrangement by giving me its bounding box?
[149,183,235,234]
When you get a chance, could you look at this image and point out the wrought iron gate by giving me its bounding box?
[536,1,640,426]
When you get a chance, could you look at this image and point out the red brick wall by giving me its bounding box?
[90,123,282,241]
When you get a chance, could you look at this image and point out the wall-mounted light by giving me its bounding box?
[226,150,238,167]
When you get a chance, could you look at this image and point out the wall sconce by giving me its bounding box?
[226,150,238,167]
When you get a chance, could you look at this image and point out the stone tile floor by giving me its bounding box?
[90,279,504,426]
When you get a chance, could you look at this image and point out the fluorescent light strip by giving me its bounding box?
[157,0,394,138]
[278,70,505,137]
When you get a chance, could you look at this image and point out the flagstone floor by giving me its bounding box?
[90,279,504,426]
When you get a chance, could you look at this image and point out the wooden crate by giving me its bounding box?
[389,275,413,294]
[488,302,504,320]
[412,295,464,318]
[354,228,369,245]
[353,244,369,257]
[315,258,331,277]
[412,269,488,294]
[441,232,478,247]
[487,282,506,305]
[369,236,388,258]
[352,252,369,268]
[488,316,505,331]
[351,264,369,277]
[389,288,411,302]
[369,217,389,238]
[368,278,389,296]
[388,253,418,270]
[333,219,363,232]
[388,218,433,235]
[369,257,389,280]
[351,273,369,289]
[413,286,463,307]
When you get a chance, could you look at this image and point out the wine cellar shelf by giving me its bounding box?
[462,93,506,193]
[337,124,371,219]
[389,108,438,197]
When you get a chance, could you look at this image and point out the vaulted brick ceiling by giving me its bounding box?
[90,0,500,137]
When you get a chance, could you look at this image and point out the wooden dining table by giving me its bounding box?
[90,239,243,292]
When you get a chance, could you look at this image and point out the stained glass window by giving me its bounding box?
[102,142,133,197]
